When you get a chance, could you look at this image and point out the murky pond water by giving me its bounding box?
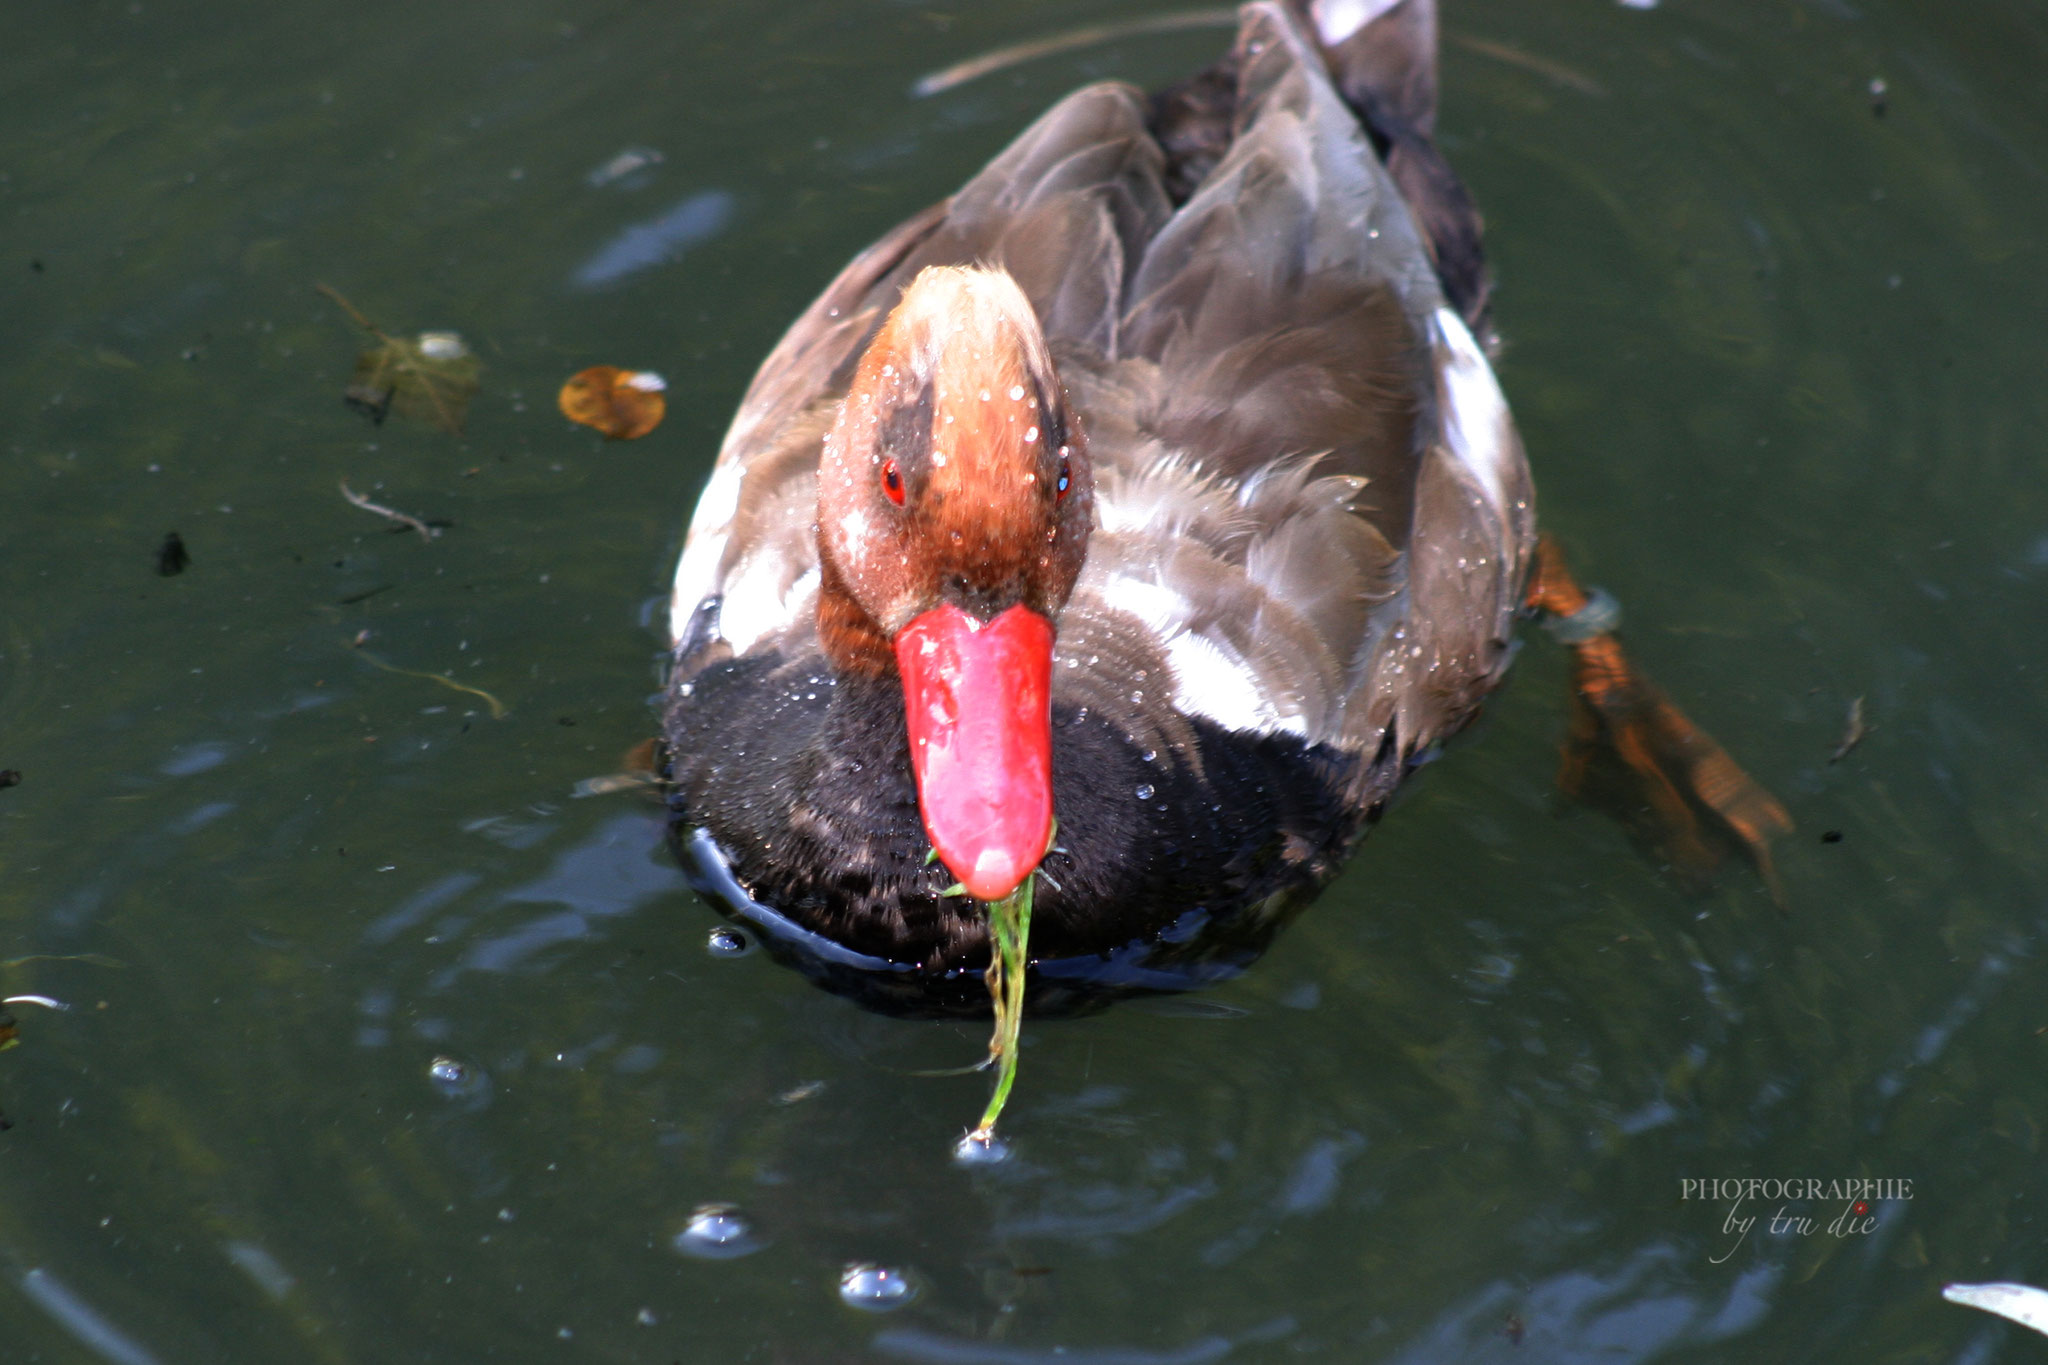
[6,1,2048,1360]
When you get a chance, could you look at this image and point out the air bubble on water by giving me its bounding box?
[707,926,756,958]
[428,1055,487,1101]
[839,1263,918,1311]
[951,1130,1012,1165]
[672,1204,764,1260]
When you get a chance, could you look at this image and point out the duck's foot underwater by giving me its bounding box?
[1526,535,1794,907]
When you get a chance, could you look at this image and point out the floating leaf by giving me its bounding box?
[318,284,480,435]
[346,331,479,435]
[559,365,667,440]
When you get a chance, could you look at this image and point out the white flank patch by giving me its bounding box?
[668,459,746,645]
[717,560,818,659]
[1943,1283,2048,1338]
[1164,631,1303,738]
[1098,573,1303,738]
[1100,573,1193,638]
[1312,0,1405,47]
[1432,306,1515,521]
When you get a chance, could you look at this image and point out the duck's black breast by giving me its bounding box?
[663,645,1392,1013]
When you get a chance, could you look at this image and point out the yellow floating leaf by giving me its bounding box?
[559,365,667,440]
[317,284,480,436]
[346,331,479,435]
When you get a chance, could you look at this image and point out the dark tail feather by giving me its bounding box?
[1305,0,1496,347]
[1150,1,1497,345]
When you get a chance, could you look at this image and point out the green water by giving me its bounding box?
[5,0,2047,1360]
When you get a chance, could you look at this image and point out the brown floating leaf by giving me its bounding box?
[559,365,667,440]
[318,284,480,435]
[347,331,479,435]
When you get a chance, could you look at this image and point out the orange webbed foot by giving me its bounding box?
[1527,536,1793,908]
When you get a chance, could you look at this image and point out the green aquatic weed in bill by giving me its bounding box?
[969,875,1033,1144]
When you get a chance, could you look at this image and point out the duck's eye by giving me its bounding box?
[881,458,905,506]
[1055,455,1071,501]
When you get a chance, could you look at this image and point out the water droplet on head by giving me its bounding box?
[1135,784,1155,801]
[839,1263,919,1312]
[673,1204,765,1260]
[707,926,755,958]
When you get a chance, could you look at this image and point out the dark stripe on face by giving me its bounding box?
[878,378,936,492]
[1030,376,1067,462]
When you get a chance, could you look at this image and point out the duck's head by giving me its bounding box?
[816,265,1093,903]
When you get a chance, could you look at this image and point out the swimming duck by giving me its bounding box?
[662,0,1539,1011]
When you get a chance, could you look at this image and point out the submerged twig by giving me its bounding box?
[349,640,508,719]
[570,772,662,799]
[1830,696,1867,764]
[340,481,436,543]
[315,282,377,332]
[913,8,1236,97]
[2,953,125,970]
[1447,32,1608,97]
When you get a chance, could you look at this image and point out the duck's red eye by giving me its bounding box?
[1055,455,1071,501]
[881,458,905,506]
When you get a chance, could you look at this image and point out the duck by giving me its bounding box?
[661,0,1536,1014]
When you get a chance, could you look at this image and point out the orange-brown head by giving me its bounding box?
[816,265,1092,901]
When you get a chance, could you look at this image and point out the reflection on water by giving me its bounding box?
[17,1267,164,1365]
[3,0,2047,1360]
[570,189,741,290]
